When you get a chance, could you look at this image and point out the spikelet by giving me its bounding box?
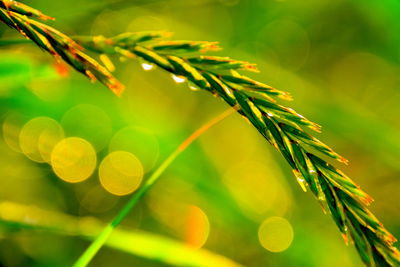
[0,0,124,95]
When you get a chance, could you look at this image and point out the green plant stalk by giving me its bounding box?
[73,107,236,267]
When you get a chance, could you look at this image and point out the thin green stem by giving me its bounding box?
[73,107,236,267]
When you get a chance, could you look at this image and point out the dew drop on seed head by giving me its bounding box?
[188,81,201,91]
[172,74,186,83]
[141,62,154,71]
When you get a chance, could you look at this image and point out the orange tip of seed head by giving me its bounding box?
[109,82,125,97]
[338,156,349,165]
[362,195,374,205]
[201,42,221,53]
[279,92,293,101]
[39,14,55,21]
[384,233,397,244]
[244,64,259,72]
[310,124,322,133]
[85,70,97,83]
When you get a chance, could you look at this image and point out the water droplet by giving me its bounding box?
[309,169,316,174]
[188,81,201,91]
[172,74,186,83]
[141,63,154,71]
[267,112,274,117]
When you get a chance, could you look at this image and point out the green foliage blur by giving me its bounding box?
[1,0,399,266]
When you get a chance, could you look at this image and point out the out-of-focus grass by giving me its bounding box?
[0,202,243,267]
[1,0,399,266]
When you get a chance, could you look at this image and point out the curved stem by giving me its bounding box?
[73,107,237,267]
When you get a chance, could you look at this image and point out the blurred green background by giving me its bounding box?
[1,0,400,266]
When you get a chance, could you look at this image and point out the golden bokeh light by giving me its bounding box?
[51,137,97,183]
[99,151,144,196]
[19,117,64,163]
[258,216,294,253]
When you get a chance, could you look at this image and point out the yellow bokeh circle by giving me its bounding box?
[19,117,64,163]
[51,137,97,183]
[99,151,144,196]
[258,216,294,253]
